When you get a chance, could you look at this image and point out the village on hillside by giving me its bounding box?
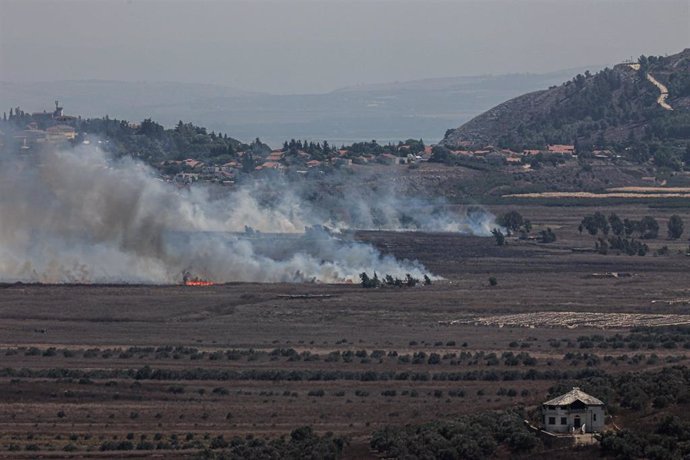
[0,102,614,190]
[0,102,79,148]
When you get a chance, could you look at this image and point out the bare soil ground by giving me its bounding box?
[0,204,688,458]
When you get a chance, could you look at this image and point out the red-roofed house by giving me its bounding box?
[523,149,542,155]
[183,159,203,169]
[547,144,575,154]
[260,161,282,170]
[267,151,284,162]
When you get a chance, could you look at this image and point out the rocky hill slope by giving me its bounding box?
[442,49,690,152]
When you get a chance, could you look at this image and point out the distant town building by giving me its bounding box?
[266,150,284,162]
[547,144,575,154]
[53,100,63,118]
[542,387,605,433]
[183,159,203,169]
[260,161,282,170]
[46,124,77,141]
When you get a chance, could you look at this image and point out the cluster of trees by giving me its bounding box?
[428,145,452,164]
[496,210,532,235]
[664,65,690,99]
[621,135,690,171]
[399,138,426,154]
[281,138,334,161]
[48,338,685,366]
[370,411,540,459]
[394,350,538,367]
[83,118,253,165]
[19,345,560,366]
[493,210,524,246]
[521,152,570,169]
[597,236,649,256]
[578,212,668,239]
[495,66,631,151]
[600,416,690,460]
[95,427,345,458]
[576,326,690,351]
[580,212,685,255]
[668,214,685,239]
[1,109,283,170]
[538,228,557,243]
[2,110,433,173]
[16,345,300,362]
[0,365,627,383]
[198,427,345,460]
[359,272,431,288]
[492,210,556,245]
[427,145,498,169]
[343,139,420,158]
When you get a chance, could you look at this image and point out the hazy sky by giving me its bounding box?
[1,0,688,94]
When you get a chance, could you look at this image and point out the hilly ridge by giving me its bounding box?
[442,49,690,156]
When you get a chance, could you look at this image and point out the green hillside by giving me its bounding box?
[442,49,690,169]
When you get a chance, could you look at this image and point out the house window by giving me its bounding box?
[548,417,556,425]
[593,413,597,421]
[561,417,567,425]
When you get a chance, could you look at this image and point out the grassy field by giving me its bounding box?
[0,204,689,458]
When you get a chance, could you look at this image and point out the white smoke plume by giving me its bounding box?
[232,170,497,236]
[0,146,437,284]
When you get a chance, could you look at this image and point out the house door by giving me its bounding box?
[573,415,581,428]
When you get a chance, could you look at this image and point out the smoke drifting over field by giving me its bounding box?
[0,146,494,283]
[313,184,495,236]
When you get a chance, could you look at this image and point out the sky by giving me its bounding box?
[0,0,688,94]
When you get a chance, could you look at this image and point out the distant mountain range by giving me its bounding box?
[442,49,690,151]
[0,68,595,147]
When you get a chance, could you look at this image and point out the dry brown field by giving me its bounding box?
[1,204,689,458]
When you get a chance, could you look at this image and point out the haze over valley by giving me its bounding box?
[0,69,592,146]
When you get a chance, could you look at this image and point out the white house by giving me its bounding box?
[542,387,605,433]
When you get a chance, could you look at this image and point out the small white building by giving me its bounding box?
[542,387,605,433]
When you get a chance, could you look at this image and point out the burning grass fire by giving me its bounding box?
[182,272,214,287]
[184,280,215,286]
[0,146,453,284]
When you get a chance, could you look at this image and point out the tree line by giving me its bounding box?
[359,272,432,288]
[579,212,685,256]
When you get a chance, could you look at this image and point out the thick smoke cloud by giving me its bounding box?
[0,146,494,284]
[316,184,495,235]
[234,169,497,236]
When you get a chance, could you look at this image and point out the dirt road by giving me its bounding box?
[646,72,673,110]
[628,63,673,110]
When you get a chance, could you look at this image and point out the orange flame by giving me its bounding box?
[184,279,214,286]
[182,270,214,286]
